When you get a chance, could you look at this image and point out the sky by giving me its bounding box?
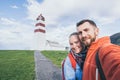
[0,0,120,50]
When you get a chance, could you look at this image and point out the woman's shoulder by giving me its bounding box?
[64,56,70,63]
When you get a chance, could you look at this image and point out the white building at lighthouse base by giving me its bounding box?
[34,32,46,50]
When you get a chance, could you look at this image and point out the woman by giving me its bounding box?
[62,32,87,80]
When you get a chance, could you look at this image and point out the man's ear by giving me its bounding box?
[95,28,99,36]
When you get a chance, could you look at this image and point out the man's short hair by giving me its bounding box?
[76,19,97,27]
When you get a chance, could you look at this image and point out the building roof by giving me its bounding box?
[46,40,64,47]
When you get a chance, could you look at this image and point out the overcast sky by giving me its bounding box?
[0,0,120,50]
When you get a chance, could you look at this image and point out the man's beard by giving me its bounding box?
[87,38,95,47]
[82,36,96,47]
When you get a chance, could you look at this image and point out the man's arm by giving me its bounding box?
[99,44,120,80]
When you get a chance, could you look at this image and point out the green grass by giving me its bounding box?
[0,50,35,80]
[41,50,68,68]
[0,50,68,80]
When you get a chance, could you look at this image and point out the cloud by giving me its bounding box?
[0,17,18,25]
[24,0,120,47]
[10,5,18,9]
[26,0,85,24]
[0,17,34,50]
[26,0,120,24]
[85,0,120,24]
[1,0,120,49]
[46,24,77,46]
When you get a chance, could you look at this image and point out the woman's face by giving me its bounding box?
[69,35,82,53]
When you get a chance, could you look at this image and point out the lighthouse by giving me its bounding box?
[34,14,46,50]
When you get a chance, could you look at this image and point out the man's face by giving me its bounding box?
[77,22,98,47]
[69,35,82,53]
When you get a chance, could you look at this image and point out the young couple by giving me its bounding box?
[62,19,120,80]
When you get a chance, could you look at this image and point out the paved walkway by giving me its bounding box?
[34,50,62,80]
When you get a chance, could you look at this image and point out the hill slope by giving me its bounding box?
[110,32,120,45]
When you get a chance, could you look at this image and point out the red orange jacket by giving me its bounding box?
[82,36,120,80]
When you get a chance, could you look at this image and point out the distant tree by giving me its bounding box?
[65,47,69,51]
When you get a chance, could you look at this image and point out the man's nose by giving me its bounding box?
[81,31,87,37]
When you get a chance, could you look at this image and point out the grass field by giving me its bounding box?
[0,50,35,80]
[41,50,68,68]
[0,50,68,80]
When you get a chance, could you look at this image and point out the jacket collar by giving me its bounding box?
[89,36,110,50]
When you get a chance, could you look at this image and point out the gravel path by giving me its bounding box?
[34,50,62,80]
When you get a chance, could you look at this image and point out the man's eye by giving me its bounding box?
[84,28,88,32]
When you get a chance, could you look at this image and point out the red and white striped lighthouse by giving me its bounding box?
[34,14,46,50]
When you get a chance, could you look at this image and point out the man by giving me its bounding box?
[76,19,120,80]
